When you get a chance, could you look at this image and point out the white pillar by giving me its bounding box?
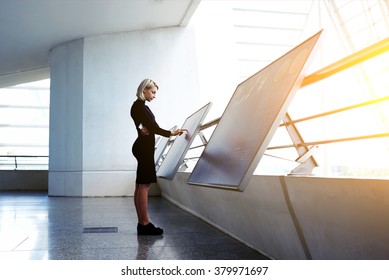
[49,27,200,196]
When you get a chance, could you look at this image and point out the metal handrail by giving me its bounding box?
[267,133,389,150]
[301,37,389,87]
[0,155,48,170]
[280,96,389,126]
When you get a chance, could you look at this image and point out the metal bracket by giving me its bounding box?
[283,112,319,175]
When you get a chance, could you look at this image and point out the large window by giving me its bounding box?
[260,49,389,178]
[181,0,389,179]
[0,79,49,170]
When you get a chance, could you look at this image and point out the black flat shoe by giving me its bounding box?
[137,223,163,235]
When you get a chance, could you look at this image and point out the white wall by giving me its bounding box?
[0,171,47,191]
[159,173,389,260]
[49,27,201,196]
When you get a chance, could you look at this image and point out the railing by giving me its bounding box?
[0,155,49,170]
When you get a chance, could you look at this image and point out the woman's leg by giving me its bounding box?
[135,183,163,235]
[134,183,140,222]
[135,183,150,225]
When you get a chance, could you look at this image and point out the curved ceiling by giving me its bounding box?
[0,0,200,87]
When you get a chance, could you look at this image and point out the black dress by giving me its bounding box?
[130,99,171,184]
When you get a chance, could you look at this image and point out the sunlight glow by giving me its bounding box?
[192,0,389,178]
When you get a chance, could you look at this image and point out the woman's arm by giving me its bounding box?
[134,102,171,137]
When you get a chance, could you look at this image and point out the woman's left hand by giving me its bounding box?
[140,127,150,136]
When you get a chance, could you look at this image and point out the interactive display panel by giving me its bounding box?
[154,126,177,167]
[157,102,212,179]
[188,31,323,191]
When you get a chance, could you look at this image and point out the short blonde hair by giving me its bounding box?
[136,79,159,101]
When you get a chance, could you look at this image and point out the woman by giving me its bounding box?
[130,78,187,235]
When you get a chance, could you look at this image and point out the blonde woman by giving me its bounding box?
[130,78,187,235]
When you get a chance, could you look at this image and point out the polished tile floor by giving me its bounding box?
[0,192,269,260]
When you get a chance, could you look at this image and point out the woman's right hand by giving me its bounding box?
[171,128,188,136]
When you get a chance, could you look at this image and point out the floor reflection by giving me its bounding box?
[0,192,269,260]
[136,235,164,260]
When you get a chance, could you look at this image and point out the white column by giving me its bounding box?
[49,27,200,196]
[49,38,84,196]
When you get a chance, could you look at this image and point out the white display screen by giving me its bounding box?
[157,103,212,179]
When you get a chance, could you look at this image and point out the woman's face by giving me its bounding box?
[143,86,157,102]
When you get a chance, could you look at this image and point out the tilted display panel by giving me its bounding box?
[154,125,177,169]
[188,31,323,191]
[157,102,212,180]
